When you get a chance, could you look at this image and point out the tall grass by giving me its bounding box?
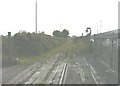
[18,37,90,64]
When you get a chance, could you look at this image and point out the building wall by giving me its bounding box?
[93,30,118,72]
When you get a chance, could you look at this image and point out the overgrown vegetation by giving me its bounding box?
[2,31,66,64]
[2,30,92,65]
[18,37,90,64]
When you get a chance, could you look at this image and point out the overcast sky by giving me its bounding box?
[0,0,119,36]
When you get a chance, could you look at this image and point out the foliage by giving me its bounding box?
[18,37,90,64]
[2,30,91,65]
[53,29,69,37]
[2,31,66,60]
[52,30,61,37]
[61,29,69,37]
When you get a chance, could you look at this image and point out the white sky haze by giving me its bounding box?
[0,0,119,36]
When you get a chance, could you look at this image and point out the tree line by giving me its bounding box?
[2,29,69,63]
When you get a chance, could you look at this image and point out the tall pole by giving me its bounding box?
[97,22,98,34]
[60,24,62,31]
[100,20,102,33]
[35,0,37,33]
[8,32,12,62]
[118,1,120,29]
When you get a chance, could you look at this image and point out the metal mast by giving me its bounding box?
[60,24,62,31]
[97,22,98,34]
[100,20,102,33]
[35,0,37,33]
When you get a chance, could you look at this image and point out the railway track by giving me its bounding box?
[63,56,103,85]
[1,65,29,84]
[42,58,68,84]
[2,54,111,85]
[80,57,104,85]
[44,62,67,84]
[26,55,60,84]
[76,57,97,84]
[3,54,64,85]
[7,62,41,84]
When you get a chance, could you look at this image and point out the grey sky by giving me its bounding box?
[0,0,119,36]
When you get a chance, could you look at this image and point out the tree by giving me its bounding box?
[53,30,61,37]
[61,29,69,37]
[53,29,69,37]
